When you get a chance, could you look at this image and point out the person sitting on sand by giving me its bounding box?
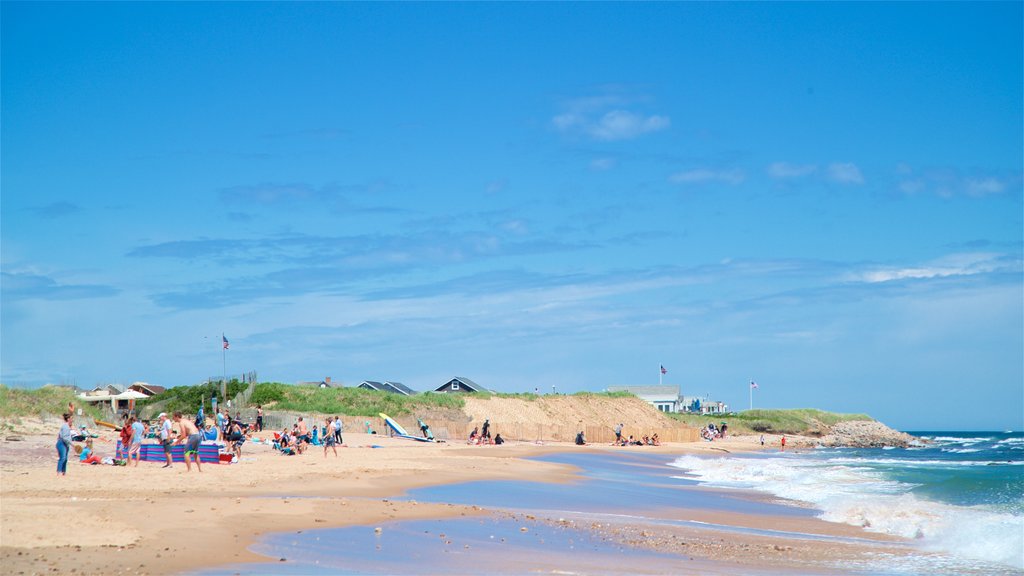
[651,433,660,446]
[79,439,102,465]
[494,433,504,445]
[575,431,586,446]
[468,427,479,445]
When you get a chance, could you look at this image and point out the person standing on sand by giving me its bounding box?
[296,417,310,445]
[56,413,73,476]
[323,417,338,457]
[129,417,146,467]
[333,416,343,444]
[256,405,264,432]
[614,423,624,445]
[760,434,765,447]
[158,413,174,468]
[780,435,787,452]
[173,412,202,472]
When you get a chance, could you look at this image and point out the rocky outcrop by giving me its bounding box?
[816,420,917,448]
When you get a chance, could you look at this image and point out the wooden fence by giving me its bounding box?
[381,417,701,444]
[231,412,700,444]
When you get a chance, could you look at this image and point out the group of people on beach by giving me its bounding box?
[467,418,504,445]
[610,423,661,447]
[700,422,728,441]
[273,415,344,458]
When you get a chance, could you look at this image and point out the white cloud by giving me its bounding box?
[669,168,745,185]
[552,93,669,141]
[587,110,670,141]
[850,252,1014,283]
[966,177,1006,197]
[827,162,865,185]
[590,157,618,171]
[767,162,818,179]
[895,165,1016,198]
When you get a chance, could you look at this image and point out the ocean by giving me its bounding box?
[669,431,1024,570]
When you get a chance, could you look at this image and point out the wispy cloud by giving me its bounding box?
[827,162,865,185]
[847,252,1021,284]
[669,168,745,185]
[1,271,119,301]
[29,201,82,219]
[767,162,818,179]
[218,181,402,214]
[552,92,670,141]
[894,165,1017,198]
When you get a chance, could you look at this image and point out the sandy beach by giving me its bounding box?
[1,419,921,575]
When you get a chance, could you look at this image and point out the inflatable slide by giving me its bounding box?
[379,413,433,442]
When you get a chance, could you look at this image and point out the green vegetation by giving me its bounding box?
[665,408,873,435]
[249,383,465,417]
[0,384,104,421]
[136,379,248,415]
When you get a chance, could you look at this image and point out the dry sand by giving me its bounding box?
[0,418,919,575]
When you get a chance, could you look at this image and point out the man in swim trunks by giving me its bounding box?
[173,412,202,472]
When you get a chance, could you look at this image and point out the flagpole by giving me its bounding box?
[659,365,663,387]
[222,334,227,402]
[749,379,753,411]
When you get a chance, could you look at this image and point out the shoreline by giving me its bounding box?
[1,423,910,575]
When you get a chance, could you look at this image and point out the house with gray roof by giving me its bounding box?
[358,380,416,396]
[433,377,484,394]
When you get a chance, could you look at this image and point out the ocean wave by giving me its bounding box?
[823,456,1022,468]
[669,454,1024,569]
[925,436,995,445]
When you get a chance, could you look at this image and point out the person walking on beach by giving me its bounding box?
[333,416,343,444]
[323,417,338,458]
[129,417,146,467]
[173,412,202,472]
[158,413,174,468]
[56,412,73,476]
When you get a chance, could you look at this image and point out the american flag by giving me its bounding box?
[222,334,229,350]
[660,365,667,375]
[750,381,758,389]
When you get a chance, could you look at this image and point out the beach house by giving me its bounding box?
[681,395,729,415]
[432,377,485,393]
[606,385,681,413]
[358,381,416,395]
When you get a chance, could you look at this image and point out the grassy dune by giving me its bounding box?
[667,408,873,435]
[0,384,104,428]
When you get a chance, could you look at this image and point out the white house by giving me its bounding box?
[606,385,681,413]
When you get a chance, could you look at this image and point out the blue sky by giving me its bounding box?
[2,2,1021,431]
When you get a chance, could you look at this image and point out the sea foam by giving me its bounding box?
[669,453,1024,570]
